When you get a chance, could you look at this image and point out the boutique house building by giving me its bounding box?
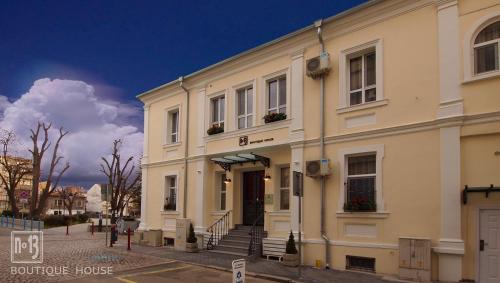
[137,0,500,281]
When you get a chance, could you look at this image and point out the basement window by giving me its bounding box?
[346,255,375,273]
[164,237,174,247]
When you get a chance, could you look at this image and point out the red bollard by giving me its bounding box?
[127,228,131,251]
[91,222,94,236]
[66,224,69,236]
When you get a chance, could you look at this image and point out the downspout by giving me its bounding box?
[315,19,330,269]
[179,76,190,219]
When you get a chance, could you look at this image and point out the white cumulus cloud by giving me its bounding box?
[0,78,143,187]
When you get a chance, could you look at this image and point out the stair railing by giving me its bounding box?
[206,210,231,250]
[248,212,265,256]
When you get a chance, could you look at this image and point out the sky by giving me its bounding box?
[0,0,366,189]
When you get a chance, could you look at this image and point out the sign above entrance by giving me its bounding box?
[210,153,270,172]
[239,135,274,147]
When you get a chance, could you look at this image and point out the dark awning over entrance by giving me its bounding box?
[210,153,270,172]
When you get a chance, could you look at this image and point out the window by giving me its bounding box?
[267,77,286,114]
[237,86,253,129]
[280,167,290,210]
[474,21,500,74]
[219,173,227,211]
[345,154,376,212]
[164,176,177,211]
[348,50,376,106]
[55,199,63,206]
[211,96,225,128]
[346,256,375,273]
[167,109,179,143]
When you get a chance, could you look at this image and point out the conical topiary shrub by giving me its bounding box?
[286,230,298,254]
[187,223,197,244]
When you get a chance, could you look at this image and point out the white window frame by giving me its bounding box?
[236,85,254,129]
[266,76,287,115]
[339,39,384,109]
[209,93,226,129]
[279,166,290,211]
[165,106,180,145]
[163,173,178,212]
[337,144,385,213]
[216,172,227,211]
[463,13,500,82]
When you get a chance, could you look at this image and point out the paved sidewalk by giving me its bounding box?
[116,237,392,283]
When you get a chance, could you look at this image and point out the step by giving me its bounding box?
[219,239,250,246]
[225,234,251,241]
[207,249,248,257]
[215,244,248,253]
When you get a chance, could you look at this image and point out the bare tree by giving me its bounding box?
[0,130,32,217]
[59,186,85,216]
[100,139,140,224]
[29,122,70,218]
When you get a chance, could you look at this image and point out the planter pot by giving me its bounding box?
[186,242,199,253]
[283,253,299,267]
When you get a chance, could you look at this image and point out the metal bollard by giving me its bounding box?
[11,216,14,228]
[91,222,94,236]
[66,224,69,235]
[127,228,131,251]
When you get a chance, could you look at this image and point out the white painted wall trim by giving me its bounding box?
[463,11,500,82]
[290,51,304,133]
[338,38,384,109]
[338,144,385,212]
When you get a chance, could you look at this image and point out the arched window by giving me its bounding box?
[474,21,500,74]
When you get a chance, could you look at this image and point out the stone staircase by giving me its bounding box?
[207,225,266,257]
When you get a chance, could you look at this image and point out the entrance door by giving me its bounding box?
[243,171,265,226]
[480,209,500,283]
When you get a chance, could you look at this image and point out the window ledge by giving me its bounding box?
[336,211,390,219]
[162,142,181,149]
[336,99,388,114]
[463,71,500,84]
[161,210,180,215]
[204,119,291,141]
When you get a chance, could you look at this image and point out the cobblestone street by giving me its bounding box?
[0,224,168,282]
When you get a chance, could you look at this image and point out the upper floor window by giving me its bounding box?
[348,50,376,106]
[267,76,286,114]
[237,86,253,129]
[211,95,225,128]
[279,166,290,210]
[474,21,500,75]
[166,108,179,144]
[164,175,177,211]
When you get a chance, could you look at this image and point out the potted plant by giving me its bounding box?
[207,124,224,135]
[263,112,287,124]
[283,230,299,267]
[186,223,198,253]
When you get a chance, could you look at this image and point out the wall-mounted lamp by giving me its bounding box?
[264,175,271,182]
[224,177,232,184]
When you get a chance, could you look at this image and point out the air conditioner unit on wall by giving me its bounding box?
[306,52,331,79]
[306,159,330,178]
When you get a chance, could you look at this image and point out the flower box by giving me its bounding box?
[263,113,286,124]
[343,197,376,212]
[207,124,224,135]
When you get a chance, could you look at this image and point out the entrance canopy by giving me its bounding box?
[210,153,270,172]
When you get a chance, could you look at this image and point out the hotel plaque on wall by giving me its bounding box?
[239,136,248,146]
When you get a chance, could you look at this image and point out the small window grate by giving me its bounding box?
[346,255,375,273]
[164,237,175,247]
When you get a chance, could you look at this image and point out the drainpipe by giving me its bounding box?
[315,19,330,269]
[179,76,190,219]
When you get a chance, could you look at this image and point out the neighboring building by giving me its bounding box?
[86,183,136,216]
[44,186,87,216]
[137,1,500,282]
[0,156,33,215]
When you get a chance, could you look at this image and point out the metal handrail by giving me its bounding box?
[248,212,265,256]
[206,210,231,250]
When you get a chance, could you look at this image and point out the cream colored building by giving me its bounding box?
[137,0,500,281]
